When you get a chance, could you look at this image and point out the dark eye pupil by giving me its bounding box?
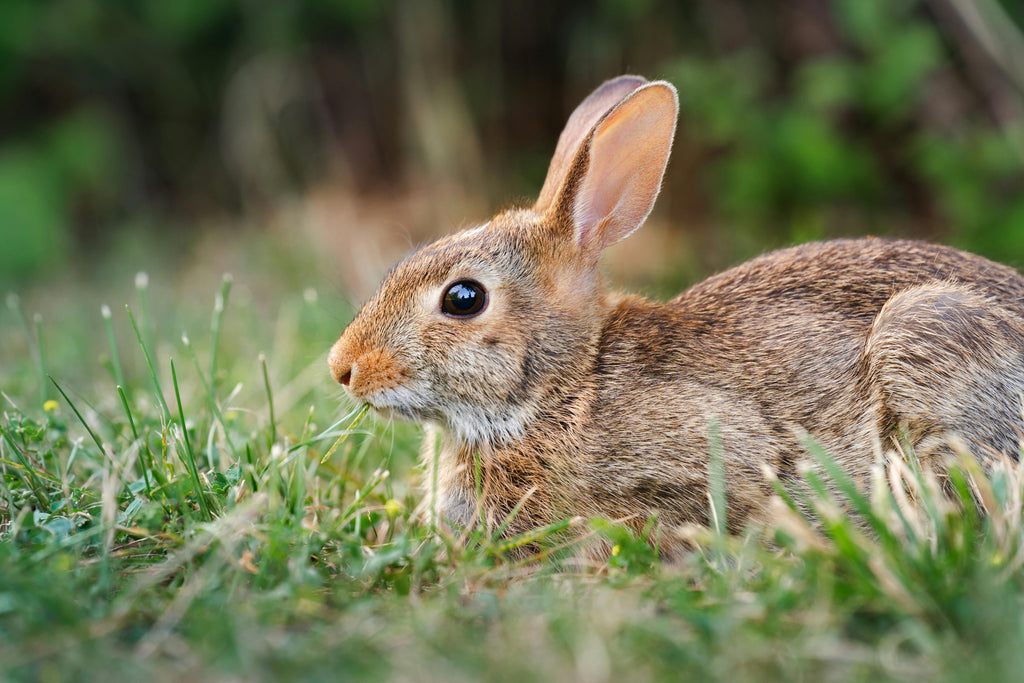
[442,280,487,317]
[449,284,476,310]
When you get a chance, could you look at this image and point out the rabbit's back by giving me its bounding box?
[674,238,1024,318]
[626,238,1024,474]
[667,239,1024,411]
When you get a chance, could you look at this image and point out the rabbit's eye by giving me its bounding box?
[442,280,487,318]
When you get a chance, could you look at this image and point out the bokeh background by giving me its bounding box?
[2,0,1023,299]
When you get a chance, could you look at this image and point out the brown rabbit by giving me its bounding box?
[328,75,1024,558]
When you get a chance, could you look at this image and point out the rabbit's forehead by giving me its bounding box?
[387,244,503,290]
[388,228,530,289]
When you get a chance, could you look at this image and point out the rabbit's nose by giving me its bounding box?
[329,336,406,397]
[328,342,354,386]
[329,358,352,386]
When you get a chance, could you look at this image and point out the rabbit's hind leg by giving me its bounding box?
[863,282,1024,463]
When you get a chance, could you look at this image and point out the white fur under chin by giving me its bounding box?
[364,384,434,421]
[441,401,532,448]
[366,383,531,448]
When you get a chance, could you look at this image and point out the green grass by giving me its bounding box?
[3,265,1024,682]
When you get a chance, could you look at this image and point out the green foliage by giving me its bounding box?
[0,149,68,279]
[915,126,1024,256]
[0,107,123,280]
[661,0,1023,264]
[2,0,1023,282]
[0,0,392,282]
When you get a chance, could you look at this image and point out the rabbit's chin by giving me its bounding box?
[365,403,423,424]
[363,388,532,448]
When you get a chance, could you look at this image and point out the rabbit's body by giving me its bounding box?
[418,236,1024,554]
[329,76,1024,558]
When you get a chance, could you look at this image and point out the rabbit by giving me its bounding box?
[327,74,1024,559]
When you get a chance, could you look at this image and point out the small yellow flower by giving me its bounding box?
[611,544,621,557]
[43,400,59,412]
[384,499,403,517]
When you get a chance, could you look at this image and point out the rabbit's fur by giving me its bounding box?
[329,75,1024,558]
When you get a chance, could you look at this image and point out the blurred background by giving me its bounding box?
[1,0,1023,299]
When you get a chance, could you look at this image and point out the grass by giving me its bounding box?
[3,259,1024,682]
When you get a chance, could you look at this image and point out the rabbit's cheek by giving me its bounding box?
[439,343,524,396]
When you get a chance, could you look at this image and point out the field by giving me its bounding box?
[4,1,1024,680]
[2,228,1024,683]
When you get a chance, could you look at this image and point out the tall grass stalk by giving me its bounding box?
[181,332,237,463]
[117,384,153,497]
[170,359,212,521]
[126,305,171,421]
[49,377,105,457]
[6,294,45,406]
[209,274,232,390]
[32,315,47,403]
[135,272,155,363]
[260,353,276,450]
[101,305,125,389]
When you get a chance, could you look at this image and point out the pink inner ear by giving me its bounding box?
[573,85,677,254]
[535,76,648,215]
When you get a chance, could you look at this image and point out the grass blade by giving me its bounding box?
[102,305,126,389]
[210,274,232,389]
[33,314,48,403]
[182,331,238,461]
[135,271,155,362]
[117,385,154,496]
[0,424,50,511]
[170,359,212,521]
[126,304,171,421]
[707,418,727,536]
[50,376,106,456]
[260,353,276,450]
[318,404,370,464]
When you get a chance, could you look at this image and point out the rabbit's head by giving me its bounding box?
[328,76,678,448]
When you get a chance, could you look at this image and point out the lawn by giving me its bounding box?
[3,0,1024,679]
[2,229,1024,683]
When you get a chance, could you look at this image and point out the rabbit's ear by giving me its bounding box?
[547,82,678,255]
[534,75,648,214]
